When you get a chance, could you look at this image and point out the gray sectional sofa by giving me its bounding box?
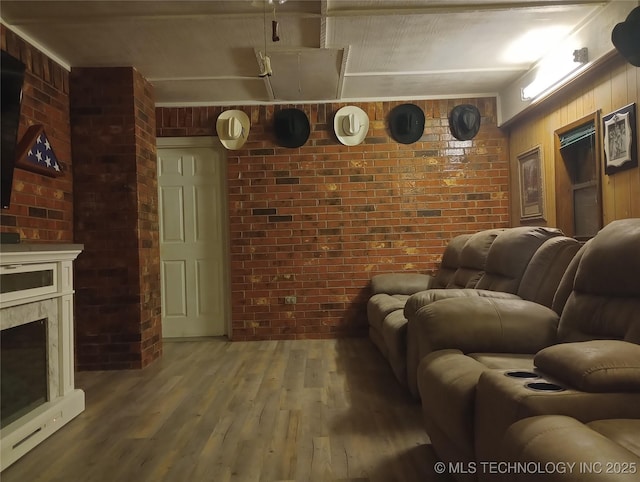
[367,225,581,396]
[368,228,502,385]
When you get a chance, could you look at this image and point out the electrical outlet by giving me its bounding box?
[284,296,297,305]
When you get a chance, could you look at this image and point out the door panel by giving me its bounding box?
[162,260,187,317]
[160,186,185,242]
[157,138,229,338]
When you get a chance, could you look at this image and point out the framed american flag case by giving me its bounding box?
[15,125,64,177]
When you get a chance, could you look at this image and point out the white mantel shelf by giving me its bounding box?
[0,243,84,471]
[0,243,84,260]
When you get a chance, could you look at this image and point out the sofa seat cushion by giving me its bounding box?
[468,353,535,370]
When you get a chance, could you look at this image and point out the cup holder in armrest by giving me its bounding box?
[504,370,539,379]
[525,382,566,392]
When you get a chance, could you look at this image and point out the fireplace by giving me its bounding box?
[0,244,83,471]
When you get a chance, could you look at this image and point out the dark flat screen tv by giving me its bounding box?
[1,50,26,209]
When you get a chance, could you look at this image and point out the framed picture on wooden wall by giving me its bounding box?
[518,145,545,221]
[603,103,637,175]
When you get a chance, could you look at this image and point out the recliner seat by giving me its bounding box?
[405,226,575,396]
[367,230,500,385]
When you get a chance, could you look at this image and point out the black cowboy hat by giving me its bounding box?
[612,6,640,67]
[449,104,481,141]
[389,104,425,144]
[274,108,310,148]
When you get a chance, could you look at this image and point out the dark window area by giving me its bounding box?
[554,113,602,240]
[0,269,54,294]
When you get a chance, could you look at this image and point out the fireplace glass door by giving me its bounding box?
[1,319,48,428]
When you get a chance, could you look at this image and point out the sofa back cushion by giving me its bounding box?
[551,242,587,314]
[446,229,504,289]
[432,233,472,288]
[474,226,563,294]
[517,236,582,308]
[557,218,640,343]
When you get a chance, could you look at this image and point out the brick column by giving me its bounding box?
[71,67,161,370]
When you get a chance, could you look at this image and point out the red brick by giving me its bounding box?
[71,66,161,370]
[157,99,510,340]
[0,26,72,242]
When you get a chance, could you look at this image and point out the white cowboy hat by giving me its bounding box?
[334,106,369,146]
[216,110,250,150]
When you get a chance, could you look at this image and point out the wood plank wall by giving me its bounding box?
[507,54,640,228]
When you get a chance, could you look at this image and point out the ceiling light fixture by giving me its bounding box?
[521,47,588,101]
[252,0,286,6]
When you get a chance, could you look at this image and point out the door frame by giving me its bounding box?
[156,136,232,338]
[553,112,603,240]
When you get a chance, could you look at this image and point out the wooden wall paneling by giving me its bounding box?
[631,66,640,218]
[511,121,527,223]
[543,113,557,227]
[509,55,638,231]
[557,103,571,232]
[550,108,563,230]
[594,66,614,225]
[567,95,578,124]
[611,64,631,220]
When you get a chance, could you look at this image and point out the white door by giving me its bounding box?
[157,137,230,338]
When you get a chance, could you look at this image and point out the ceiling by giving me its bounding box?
[0,0,616,108]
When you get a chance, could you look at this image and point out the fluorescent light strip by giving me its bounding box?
[521,48,588,101]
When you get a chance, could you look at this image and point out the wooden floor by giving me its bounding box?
[2,338,451,482]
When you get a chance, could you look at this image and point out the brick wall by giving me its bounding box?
[157,99,510,340]
[0,26,73,242]
[133,70,163,367]
[71,67,161,370]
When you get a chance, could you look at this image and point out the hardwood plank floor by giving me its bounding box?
[2,338,451,482]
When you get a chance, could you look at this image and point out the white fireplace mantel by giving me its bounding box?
[0,243,84,471]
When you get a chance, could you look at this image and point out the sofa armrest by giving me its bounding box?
[404,288,521,318]
[411,297,559,356]
[370,273,435,295]
[534,340,640,392]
